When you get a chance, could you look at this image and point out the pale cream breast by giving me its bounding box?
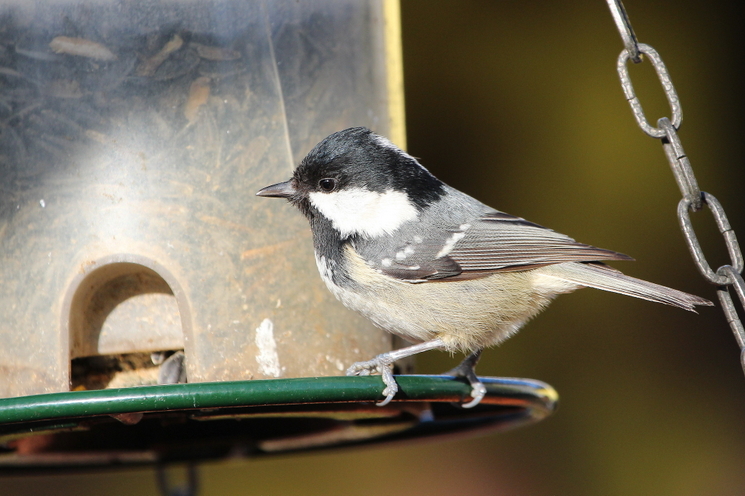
[326,245,581,353]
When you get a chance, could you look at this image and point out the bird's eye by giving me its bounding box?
[318,178,336,192]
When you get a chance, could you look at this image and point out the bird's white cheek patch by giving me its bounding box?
[309,188,418,238]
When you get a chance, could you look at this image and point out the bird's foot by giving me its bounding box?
[447,351,486,408]
[346,354,398,406]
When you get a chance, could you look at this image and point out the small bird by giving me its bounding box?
[257,127,712,407]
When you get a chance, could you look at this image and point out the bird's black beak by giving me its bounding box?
[256,179,296,199]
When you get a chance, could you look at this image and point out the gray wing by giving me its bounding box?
[445,212,632,275]
[363,210,632,282]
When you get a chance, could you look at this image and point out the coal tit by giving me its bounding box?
[257,127,712,407]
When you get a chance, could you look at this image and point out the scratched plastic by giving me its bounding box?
[0,0,397,397]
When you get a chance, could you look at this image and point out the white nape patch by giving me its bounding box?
[255,318,280,378]
[372,134,420,163]
[309,187,418,238]
[436,231,466,258]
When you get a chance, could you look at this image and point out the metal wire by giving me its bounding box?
[605,0,745,375]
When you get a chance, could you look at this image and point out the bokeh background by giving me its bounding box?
[3,0,745,494]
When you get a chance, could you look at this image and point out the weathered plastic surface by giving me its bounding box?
[0,0,400,398]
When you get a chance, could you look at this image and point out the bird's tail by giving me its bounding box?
[540,263,713,312]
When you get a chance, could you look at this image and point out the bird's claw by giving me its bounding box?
[461,381,487,409]
[447,351,486,408]
[347,355,398,406]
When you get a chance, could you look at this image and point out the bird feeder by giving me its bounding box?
[0,0,556,470]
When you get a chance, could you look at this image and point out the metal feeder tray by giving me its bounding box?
[0,375,557,472]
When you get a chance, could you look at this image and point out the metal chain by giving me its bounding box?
[606,0,745,375]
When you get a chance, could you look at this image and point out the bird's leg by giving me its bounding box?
[156,351,187,385]
[447,349,486,408]
[347,338,447,406]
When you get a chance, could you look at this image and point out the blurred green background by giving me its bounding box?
[3,1,745,495]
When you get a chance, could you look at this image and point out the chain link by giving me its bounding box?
[605,0,745,375]
[659,118,701,210]
[678,193,744,285]
[616,44,682,138]
[606,0,641,63]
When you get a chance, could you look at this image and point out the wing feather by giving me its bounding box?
[370,211,632,282]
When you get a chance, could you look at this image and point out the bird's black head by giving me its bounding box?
[294,127,444,208]
[257,127,445,238]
